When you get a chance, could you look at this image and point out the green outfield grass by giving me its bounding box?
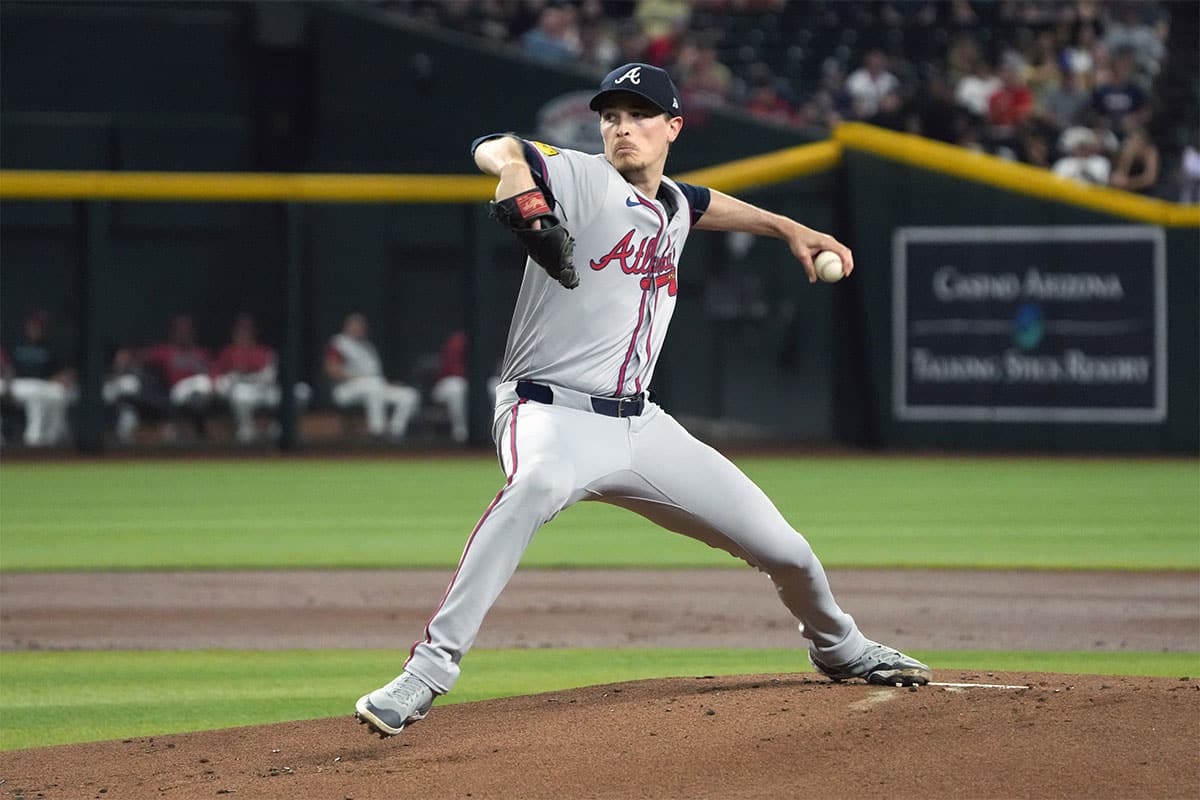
[2,648,1197,750]
[1,457,1197,571]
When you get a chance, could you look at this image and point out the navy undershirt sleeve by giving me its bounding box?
[468,132,511,156]
[518,141,553,200]
[673,180,712,227]
[468,133,556,210]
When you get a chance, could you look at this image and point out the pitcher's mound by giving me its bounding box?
[3,671,1197,799]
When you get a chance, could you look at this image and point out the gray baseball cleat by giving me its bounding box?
[355,671,435,737]
[809,640,932,686]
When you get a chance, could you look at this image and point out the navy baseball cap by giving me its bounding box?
[589,63,682,116]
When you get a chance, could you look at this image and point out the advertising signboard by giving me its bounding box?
[893,226,1166,423]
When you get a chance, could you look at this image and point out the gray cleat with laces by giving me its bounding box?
[810,640,932,686]
[355,671,436,737]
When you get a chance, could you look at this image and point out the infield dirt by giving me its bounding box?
[3,671,1198,799]
[2,568,1198,799]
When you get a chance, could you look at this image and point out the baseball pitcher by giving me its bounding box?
[356,63,931,737]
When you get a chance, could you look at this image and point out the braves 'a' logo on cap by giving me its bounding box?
[614,66,642,85]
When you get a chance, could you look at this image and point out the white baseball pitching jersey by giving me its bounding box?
[481,137,710,398]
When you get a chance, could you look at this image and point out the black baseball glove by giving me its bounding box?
[489,188,579,289]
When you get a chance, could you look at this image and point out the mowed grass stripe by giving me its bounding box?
[3,648,1198,750]
[1,458,1196,571]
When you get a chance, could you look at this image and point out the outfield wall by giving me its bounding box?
[4,130,1195,453]
[834,125,1198,453]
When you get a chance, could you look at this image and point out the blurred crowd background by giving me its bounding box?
[384,0,1198,200]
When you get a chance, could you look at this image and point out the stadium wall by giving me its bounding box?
[1,3,1196,452]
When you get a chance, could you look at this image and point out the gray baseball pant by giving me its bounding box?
[404,385,866,694]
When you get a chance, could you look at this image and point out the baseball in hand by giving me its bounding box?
[814,250,844,283]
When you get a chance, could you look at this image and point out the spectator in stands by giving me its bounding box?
[955,115,1015,160]
[944,33,982,87]
[386,0,479,34]
[1179,136,1200,204]
[801,58,854,130]
[635,0,690,65]
[325,312,420,441]
[577,5,619,71]
[911,71,969,143]
[845,48,900,121]
[878,0,939,28]
[468,0,519,42]
[1101,1,1166,80]
[998,0,1063,27]
[673,38,733,112]
[1092,115,1121,159]
[738,61,794,126]
[141,314,215,442]
[955,53,1002,120]
[948,0,978,27]
[1059,16,1101,83]
[871,87,911,132]
[0,310,75,447]
[406,0,538,42]
[521,2,579,65]
[1091,47,1150,135]
[1036,62,1092,134]
[987,57,1035,146]
[612,18,649,66]
[1109,125,1161,195]
[212,313,311,444]
[1016,121,1055,169]
[394,0,1186,183]
[1052,125,1111,184]
[1022,29,1066,107]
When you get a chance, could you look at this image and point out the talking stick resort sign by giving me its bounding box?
[893,226,1166,423]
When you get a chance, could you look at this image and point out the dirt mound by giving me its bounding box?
[3,671,1197,800]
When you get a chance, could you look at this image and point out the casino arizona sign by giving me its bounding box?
[589,229,678,295]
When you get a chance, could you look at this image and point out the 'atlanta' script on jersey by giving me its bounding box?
[589,230,679,295]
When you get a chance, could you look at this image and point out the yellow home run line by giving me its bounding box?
[0,170,497,203]
[1,124,1196,226]
[835,122,1200,228]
